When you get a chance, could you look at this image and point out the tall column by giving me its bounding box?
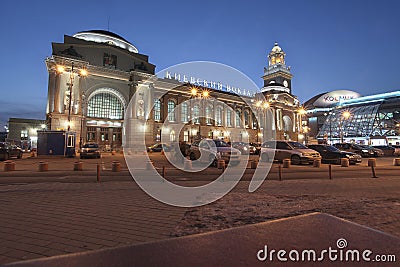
[46,71,56,114]
[53,73,61,113]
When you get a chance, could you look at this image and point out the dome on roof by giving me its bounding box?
[73,30,138,53]
[271,42,282,53]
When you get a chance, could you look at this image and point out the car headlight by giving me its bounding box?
[243,147,248,151]
[362,149,368,153]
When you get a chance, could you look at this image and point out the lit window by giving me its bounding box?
[206,105,213,125]
[154,99,161,121]
[216,106,222,126]
[167,100,176,122]
[244,110,250,128]
[87,93,124,119]
[181,102,188,123]
[193,104,200,124]
[226,109,232,127]
[236,110,241,127]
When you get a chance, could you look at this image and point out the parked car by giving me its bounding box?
[249,142,261,155]
[372,145,395,156]
[80,143,101,159]
[188,139,241,167]
[260,140,321,165]
[358,145,384,157]
[0,142,23,160]
[147,143,170,152]
[231,142,250,155]
[307,144,362,165]
[333,143,374,157]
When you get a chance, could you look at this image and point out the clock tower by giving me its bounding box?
[262,42,293,94]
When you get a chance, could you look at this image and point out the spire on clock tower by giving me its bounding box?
[261,42,293,94]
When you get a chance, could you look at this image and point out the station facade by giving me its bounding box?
[45,31,303,150]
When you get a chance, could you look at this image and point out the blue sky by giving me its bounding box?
[1,0,399,129]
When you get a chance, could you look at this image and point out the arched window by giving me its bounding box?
[87,92,124,119]
[226,109,232,127]
[193,104,200,124]
[181,102,188,123]
[244,110,250,128]
[236,110,241,127]
[216,106,223,126]
[206,105,213,125]
[252,112,258,129]
[153,99,161,121]
[167,99,176,122]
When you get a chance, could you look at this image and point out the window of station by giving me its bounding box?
[154,99,161,121]
[87,127,96,142]
[87,93,124,120]
[181,102,189,123]
[206,105,213,125]
[167,99,176,122]
[100,128,109,142]
[226,109,232,127]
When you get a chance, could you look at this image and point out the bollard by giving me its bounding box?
[340,158,349,167]
[184,159,192,170]
[282,159,290,168]
[162,166,166,177]
[250,160,258,169]
[38,161,48,172]
[367,158,376,167]
[217,160,225,169]
[74,161,83,171]
[4,160,15,172]
[313,159,321,168]
[112,161,121,172]
[97,163,100,182]
[329,164,332,180]
[393,158,400,166]
[371,165,378,178]
[278,164,282,181]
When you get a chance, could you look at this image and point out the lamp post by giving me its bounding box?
[188,86,210,141]
[340,111,351,143]
[298,107,307,143]
[56,62,88,132]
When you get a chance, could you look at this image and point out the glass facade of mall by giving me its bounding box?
[306,91,400,145]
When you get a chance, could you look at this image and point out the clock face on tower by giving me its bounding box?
[283,80,288,87]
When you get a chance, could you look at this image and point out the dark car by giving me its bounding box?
[249,142,261,155]
[359,145,384,157]
[80,143,101,159]
[231,142,250,155]
[372,145,395,156]
[147,143,170,152]
[333,143,374,157]
[0,142,23,160]
[308,144,362,165]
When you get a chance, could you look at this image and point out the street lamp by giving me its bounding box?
[298,107,307,142]
[56,62,88,132]
[340,110,351,143]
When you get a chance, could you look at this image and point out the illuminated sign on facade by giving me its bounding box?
[164,71,255,97]
[313,90,361,107]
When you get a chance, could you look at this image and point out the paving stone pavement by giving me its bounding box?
[0,182,187,264]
